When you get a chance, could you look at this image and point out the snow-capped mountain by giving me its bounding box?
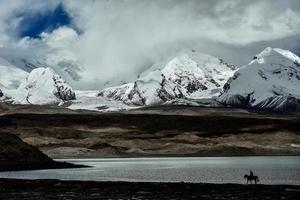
[2,46,299,113]
[99,49,236,106]
[218,47,300,112]
[14,67,76,105]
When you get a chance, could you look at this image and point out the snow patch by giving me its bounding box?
[291,144,300,148]
[68,90,136,112]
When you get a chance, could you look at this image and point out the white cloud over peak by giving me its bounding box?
[40,26,78,48]
[60,0,300,87]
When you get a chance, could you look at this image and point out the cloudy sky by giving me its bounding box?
[0,0,300,89]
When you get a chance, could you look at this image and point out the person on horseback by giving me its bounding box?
[250,170,254,177]
[244,171,260,184]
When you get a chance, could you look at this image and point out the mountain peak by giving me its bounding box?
[219,48,300,112]
[99,49,236,106]
[252,47,300,65]
[13,67,76,105]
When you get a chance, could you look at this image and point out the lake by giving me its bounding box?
[0,157,299,185]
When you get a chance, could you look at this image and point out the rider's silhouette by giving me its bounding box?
[250,171,254,177]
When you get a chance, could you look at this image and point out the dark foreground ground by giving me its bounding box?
[0,179,299,200]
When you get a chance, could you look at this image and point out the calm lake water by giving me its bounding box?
[0,157,299,185]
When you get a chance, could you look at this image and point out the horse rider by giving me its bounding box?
[249,170,254,177]
[244,170,259,184]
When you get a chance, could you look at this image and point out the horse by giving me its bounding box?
[244,174,259,184]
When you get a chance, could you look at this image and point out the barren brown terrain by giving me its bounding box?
[0,103,300,158]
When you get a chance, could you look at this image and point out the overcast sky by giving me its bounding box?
[0,0,300,89]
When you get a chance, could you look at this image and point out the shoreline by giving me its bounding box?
[0,178,299,200]
[53,154,300,160]
[0,161,89,172]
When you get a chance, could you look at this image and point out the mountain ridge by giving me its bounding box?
[1,47,300,112]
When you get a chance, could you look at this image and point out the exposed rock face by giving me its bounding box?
[254,96,300,112]
[14,67,76,105]
[0,89,3,97]
[218,47,300,112]
[99,49,236,106]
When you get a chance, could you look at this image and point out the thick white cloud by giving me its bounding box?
[60,0,300,86]
[40,26,78,48]
[16,26,78,63]
[0,0,300,89]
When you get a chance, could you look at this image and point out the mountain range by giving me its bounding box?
[1,47,299,112]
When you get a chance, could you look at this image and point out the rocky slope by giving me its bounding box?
[14,67,76,105]
[0,132,81,171]
[218,47,300,112]
[99,49,236,106]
